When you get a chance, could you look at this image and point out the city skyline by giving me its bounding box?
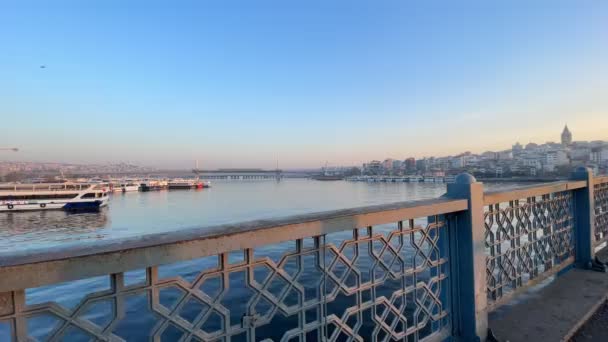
[3,124,606,171]
[2,1,608,168]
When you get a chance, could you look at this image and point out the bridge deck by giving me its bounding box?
[489,268,608,341]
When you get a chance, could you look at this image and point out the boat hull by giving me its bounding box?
[311,175,344,181]
[122,185,140,192]
[168,181,210,189]
[168,184,196,189]
[64,200,106,212]
[0,198,109,212]
[140,184,164,192]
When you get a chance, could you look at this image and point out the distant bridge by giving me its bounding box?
[192,168,316,180]
[193,168,283,180]
[193,168,281,174]
[22,168,316,180]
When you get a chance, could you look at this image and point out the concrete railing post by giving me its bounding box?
[446,173,488,341]
[571,166,596,268]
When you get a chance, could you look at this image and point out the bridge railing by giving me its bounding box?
[0,167,605,341]
[0,198,468,341]
[482,181,584,309]
[594,175,608,246]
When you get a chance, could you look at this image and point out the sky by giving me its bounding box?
[1,1,608,169]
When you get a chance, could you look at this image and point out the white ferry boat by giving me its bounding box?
[121,180,140,192]
[168,179,196,189]
[110,180,140,192]
[0,183,110,212]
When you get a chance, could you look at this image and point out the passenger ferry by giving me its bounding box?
[110,180,140,192]
[0,183,110,212]
[168,179,211,189]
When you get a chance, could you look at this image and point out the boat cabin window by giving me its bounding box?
[81,193,97,199]
[0,194,79,200]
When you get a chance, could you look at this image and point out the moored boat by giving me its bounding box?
[168,179,210,189]
[168,179,195,189]
[110,179,140,192]
[140,179,165,191]
[312,163,345,181]
[0,183,110,212]
[311,174,345,181]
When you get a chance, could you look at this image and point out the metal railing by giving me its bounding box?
[483,182,584,308]
[594,176,608,246]
[0,198,466,342]
[0,168,605,341]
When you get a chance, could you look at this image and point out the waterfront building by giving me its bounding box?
[450,156,466,169]
[520,155,544,173]
[404,157,416,172]
[415,158,429,172]
[591,147,608,168]
[571,145,592,162]
[360,125,606,177]
[363,160,383,175]
[544,150,569,172]
[382,158,394,171]
[465,154,481,167]
[391,159,403,170]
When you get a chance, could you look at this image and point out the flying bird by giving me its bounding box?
[40,65,46,69]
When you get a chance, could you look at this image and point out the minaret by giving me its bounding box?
[561,124,572,146]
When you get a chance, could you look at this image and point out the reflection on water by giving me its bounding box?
[0,180,450,252]
[0,209,109,252]
[0,179,523,253]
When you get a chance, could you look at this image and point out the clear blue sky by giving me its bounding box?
[1,1,607,169]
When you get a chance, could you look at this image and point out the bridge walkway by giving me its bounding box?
[489,248,608,341]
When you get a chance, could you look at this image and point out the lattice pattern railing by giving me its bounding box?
[0,217,450,341]
[484,190,575,303]
[594,178,608,245]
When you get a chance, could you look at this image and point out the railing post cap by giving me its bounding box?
[574,166,592,173]
[571,166,594,180]
[455,173,477,184]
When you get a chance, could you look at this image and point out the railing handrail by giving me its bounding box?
[0,197,467,292]
[595,175,608,184]
[483,180,587,204]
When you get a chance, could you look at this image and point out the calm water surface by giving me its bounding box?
[0,179,519,341]
[0,179,456,252]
